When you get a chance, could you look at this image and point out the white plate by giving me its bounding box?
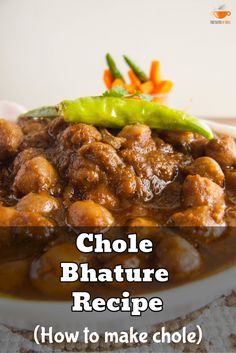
[0,102,235,333]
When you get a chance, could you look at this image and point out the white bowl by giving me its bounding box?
[0,265,236,333]
[0,104,235,333]
[0,101,26,121]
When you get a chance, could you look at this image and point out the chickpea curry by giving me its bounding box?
[0,103,236,300]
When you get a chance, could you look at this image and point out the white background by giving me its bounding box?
[0,0,236,117]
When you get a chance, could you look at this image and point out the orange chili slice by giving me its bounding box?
[128,70,141,89]
[150,61,161,86]
[103,69,113,89]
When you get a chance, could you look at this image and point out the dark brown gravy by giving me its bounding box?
[0,117,236,300]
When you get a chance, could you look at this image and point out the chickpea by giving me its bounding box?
[11,212,54,241]
[0,206,19,226]
[206,136,236,167]
[119,124,151,140]
[156,235,202,278]
[160,131,207,156]
[185,157,224,186]
[0,119,23,160]
[161,131,195,146]
[107,253,144,269]
[12,211,54,227]
[16,192,60,215]
[68,152,101,190]
[129,217,158,227]
[13,147,41,175]
[31,243,87,297]
[172,206,217,227]
[118,124,155,151]
[0,259,29,291]
[59,123,101,148]
[81,142,124,174]
[182,175,225,210]
[128,217,159,240]
[67,200,114,227]
[84,184,119,209]
[182,175,225,224]
[13,156,58,195]
[106,253,146,288]
[0,206,20,245]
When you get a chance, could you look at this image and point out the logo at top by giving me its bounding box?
[211,4,231,24]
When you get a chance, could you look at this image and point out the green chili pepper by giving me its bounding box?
[106,53,124,81]
[22,97,213,139]
[123,55,148,83]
